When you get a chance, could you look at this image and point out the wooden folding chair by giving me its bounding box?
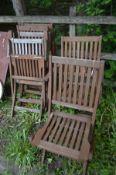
[9,38,48,117]
[61,36,102,60]
[9,55,48,117]
[9,38,46,89]
[9,36,48,91]
[31,56,104,175]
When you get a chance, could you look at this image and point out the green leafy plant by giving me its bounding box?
[76,0,116,81]
[4,111,40,173]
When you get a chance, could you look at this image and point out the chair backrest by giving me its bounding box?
[10,55,45,80]
[16,23,53,39]
[16,23,55,55]
[61,36,102,60]
[49,56,104,123]
[9,38,46,58]
[17,23,53,31]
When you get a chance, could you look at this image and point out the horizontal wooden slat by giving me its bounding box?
[101,53,116,61]
[10,38,43,43]
[0,16,116,25]
[17,98,41,104]
[11,53,116,61]
[52,100,93,112]
[53,111,91,123]
[39,140,80,160]
[52,56,104,68]
[24,89,41,95]
[62,36,102,42]
[12,75,48,82]
[11,55,45,60]
[15,106,40,113]
[12,75,45,82]
[16,80,43,86]
[17,23,52,30]
[19,31,44,38]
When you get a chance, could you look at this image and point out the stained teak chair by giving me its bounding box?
[61,36,102,60]
[31,56,104,175]
[9,38,48,117]
[9,55,48,117]
[9,37,48,95]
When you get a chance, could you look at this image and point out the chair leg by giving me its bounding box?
[40,100,43,121]
[39,83,45,120]
[82,161,88,175]
[19,84,23,106]
[43,83,45,109]
[39,85,42,119]
[41,150,46,164]
[10,78,14,98]
[45,81,48,110]
[11,81,17,117]
[89,140,94,160]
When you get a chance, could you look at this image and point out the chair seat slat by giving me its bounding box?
[58,118,69,145]
[49,117,64,143]
[75,122,86,150]
[54,118,70,144]
[39,140,80,160]
[43,115,57,141]
[63,120,75,147]
[70,121,80,149]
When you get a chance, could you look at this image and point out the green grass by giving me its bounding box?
[0,87,116,175]
[0,171,13,175]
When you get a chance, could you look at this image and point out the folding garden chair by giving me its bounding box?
[61,36,102,60]
[31,56,104,175]
[9,38,48,117]
[9,36,48,91]
[15,24,55,95]
[9,55,48,117]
